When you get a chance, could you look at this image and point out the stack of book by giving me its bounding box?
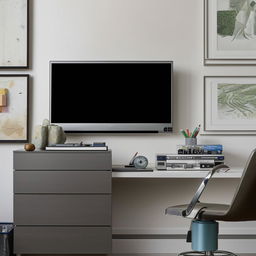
[45,142,108,151]
[156,145,224,170]
[177,144,223,155]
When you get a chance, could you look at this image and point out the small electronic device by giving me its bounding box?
[125,152,149,169]
[112,152,151,171]
[133,156,148,169]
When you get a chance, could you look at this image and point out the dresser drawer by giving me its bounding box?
[14,226,112,254]
[14,194,111,225]
[14,170,111,193]
[13,151,112,170]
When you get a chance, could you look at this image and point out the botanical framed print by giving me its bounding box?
[204,76,256,133]
[204,0,256,65]
[0,0,29,68]
[0,75,29,142]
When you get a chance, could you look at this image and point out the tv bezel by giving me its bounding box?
[49,61,173,133]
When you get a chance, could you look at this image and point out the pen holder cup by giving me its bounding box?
[185,138,197,146]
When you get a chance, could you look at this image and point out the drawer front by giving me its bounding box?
[14,171,111,193]
[14,226,112,254]
[14,151,112,170]
[14,195,111,225]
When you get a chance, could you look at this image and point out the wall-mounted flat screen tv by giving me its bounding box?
[50,61,173,133]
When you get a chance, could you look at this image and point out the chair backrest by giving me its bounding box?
[224,149,256,221]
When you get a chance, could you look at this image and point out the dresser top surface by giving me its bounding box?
[14,150,111,153]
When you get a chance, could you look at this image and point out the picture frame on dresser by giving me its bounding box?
[204,76,256,135]
[204,0,256,65]
[0,75,29,142]
[0,0,29,68]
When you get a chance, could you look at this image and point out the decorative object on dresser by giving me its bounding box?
[204,0,256,65]
[24,143,35,151]
[0,0,29,68]
[204,76,256,134]
[32,119,66,149]
[13,150,112,254]
[0,75,29,142]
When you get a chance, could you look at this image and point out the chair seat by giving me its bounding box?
[166,203,230,220]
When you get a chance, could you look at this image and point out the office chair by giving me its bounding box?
[166,149,256,256]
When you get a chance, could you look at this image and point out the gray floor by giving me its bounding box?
[21,253,255,256]
[111,254,254,256]
[113,254,254,256]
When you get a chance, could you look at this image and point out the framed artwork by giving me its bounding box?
[204,76,256,134]
[0,75,29,142]
[204,0,256,65]
[0,0,29,68]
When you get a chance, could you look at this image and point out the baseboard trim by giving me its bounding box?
[113,234,256,239]
[113,227,256,235]
[112,237,256,254]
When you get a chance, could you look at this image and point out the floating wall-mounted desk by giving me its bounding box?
[112,168,243,179]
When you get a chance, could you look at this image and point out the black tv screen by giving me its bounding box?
[50,61,173,133]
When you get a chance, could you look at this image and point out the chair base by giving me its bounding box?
[192,220,218,251]
[178,250,238,256]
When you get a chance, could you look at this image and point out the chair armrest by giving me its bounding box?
[183,164,230,218]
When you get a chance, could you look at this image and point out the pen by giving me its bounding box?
[185,128,190,138]
[194,124,201,138]
[191,127,198,138]
[180,129,189,138]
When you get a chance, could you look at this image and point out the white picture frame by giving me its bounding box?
[204,0,256,65]
[0,0,28,68]
[204,76,256,134]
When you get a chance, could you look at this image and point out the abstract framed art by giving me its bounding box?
[0,0,29,68]
[0,75,29,142]
[204,76,256,134]
[204,0,256,65]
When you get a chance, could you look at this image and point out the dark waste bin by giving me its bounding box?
[0,223,14,256]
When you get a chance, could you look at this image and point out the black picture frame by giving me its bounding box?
[0,75,29,142]
[0,0,29,69]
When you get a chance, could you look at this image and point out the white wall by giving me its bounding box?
[1,0,256,252]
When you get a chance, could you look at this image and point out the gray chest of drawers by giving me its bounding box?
[13,150,112,254]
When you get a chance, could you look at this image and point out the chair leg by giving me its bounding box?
[212,251,239,256]
[178,252,208,256]
[178,251,238,256]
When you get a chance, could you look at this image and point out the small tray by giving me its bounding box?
[112,165,153,172]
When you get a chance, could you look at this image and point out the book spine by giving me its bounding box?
[166,160,215,164]
[166,156,224,160]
